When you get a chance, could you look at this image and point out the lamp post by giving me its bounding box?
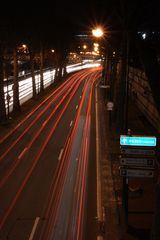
[92,27,104,38]
[92,26,104,78]
[92,27,104,58]
[92,27,111,100]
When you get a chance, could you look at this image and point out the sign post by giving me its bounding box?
[120,135,156,147]
[119,133,157,227]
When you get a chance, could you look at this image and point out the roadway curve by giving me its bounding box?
[0,67,102,240]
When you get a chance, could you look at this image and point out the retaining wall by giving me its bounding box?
[129,67,160,132]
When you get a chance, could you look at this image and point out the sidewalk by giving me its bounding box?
[98,87,160,240]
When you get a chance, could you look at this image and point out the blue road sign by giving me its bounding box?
[120,135,157,147]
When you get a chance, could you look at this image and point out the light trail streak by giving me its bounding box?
[67,72,99,240]
[0,68,102,238]
[44,70,100,240]
[74,78,96,240]
[0,71,96,188]
[44,71,100,240]
[0,74,85,229]
[0,69,92,161]
[39,74,93,240]
[3,62,100,116]
[38,136,72,240]
[0,76,83,187]
[0,80,72,161]
[0,69,91,144]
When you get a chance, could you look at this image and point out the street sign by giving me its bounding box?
[120,147,155,156]
[120,167,154,178]
[120,135,157,147]
[107,101,114,111]
[120,157,155,168]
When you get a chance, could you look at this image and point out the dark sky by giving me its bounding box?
[1,0,160,45]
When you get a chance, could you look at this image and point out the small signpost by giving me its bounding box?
[120,135,156,147]
[107,101,114,111]
[120,147,155,156]
[119,133,157,226]
[120,168,154,178]
[120,135,157,178]
[120,157,155,168]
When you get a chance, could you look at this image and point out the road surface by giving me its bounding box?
[0,67,102,240]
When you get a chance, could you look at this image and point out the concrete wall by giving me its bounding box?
[129,67,160,132]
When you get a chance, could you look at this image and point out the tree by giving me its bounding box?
[0,46,7,123]
[39,44,44,93]
[29,46,37,99]
[13,46,21,113]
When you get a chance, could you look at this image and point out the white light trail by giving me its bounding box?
[4,61,101,114]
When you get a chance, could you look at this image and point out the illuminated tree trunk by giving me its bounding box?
[40,45,44,93]
[0,46,7,123]
[29,48,36,98]
[13,47,21,113]
[63,63,67,77]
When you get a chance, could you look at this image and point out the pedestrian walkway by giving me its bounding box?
[97,87,160,240]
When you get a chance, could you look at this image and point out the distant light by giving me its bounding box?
[142,33,147,39]
[93,43,99,47]
[75,34,88,37]
[83,45,87,49]
[22,44,27,49]
[51,49,55,53]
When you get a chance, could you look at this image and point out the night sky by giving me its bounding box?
[0,0,160,45]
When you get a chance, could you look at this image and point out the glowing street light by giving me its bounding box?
[92,27,104,38]
[22,44,27,49]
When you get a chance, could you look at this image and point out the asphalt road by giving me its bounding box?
[0,67,102,240]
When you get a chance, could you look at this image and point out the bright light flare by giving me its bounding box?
[93,43,99,47]
[83,45,87,49]
[92,28,104,38]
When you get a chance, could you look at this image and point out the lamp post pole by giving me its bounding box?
[92,26,105,89]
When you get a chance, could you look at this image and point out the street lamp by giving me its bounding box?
[92,26,106,84]
[92,27,104,38]
[92,26,104,58]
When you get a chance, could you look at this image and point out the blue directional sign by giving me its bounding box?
[120,135,157,147]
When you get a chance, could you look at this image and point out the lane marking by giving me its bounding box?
[82,84,85,93]
[58,148,64,161]
[42,120,47,127]
[18,147,28,159]
[70,175,73,182]
[28,217,40,240]
[70,120,73,127]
